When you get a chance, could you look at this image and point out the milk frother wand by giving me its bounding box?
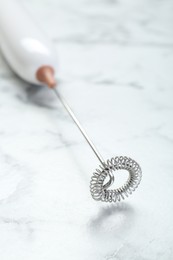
[51,86,142,202]
[0,0,142,203]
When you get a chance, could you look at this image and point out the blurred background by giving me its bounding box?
[0,0,173,259]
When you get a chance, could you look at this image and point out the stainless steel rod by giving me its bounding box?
[53,88,105,165]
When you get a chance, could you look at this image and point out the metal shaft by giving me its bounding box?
[53,88,105,165]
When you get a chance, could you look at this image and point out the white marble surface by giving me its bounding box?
[0,0,173,259]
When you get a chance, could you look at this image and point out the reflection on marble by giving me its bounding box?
[0,0,173,259]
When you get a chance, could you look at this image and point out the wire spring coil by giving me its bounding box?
[90,156,142,203]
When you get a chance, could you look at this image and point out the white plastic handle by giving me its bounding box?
[0,0,57,85]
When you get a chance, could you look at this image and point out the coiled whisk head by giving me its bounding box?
[90,156,142,203]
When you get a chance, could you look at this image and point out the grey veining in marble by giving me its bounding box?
[0,0,173,259]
